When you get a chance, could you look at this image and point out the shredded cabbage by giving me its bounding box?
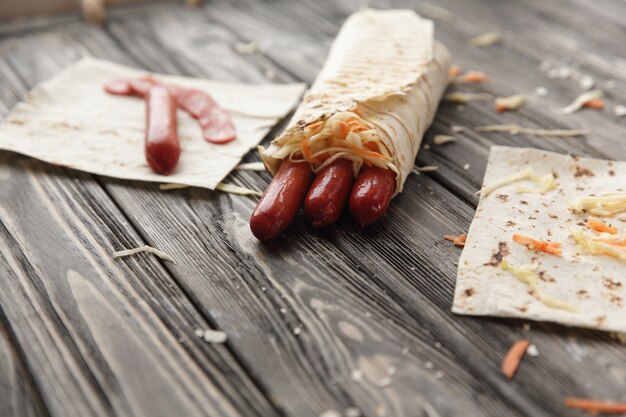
[571,193,626,217]
[500,258,577,312]
[571,230,626,262]
[274,111,394,177]
[477,168,557,197]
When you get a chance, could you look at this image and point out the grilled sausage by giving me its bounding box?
[177,89,236,144]
[349,166,396,227]
[250,160,313,241]
[304,159,354,227]
[145,85,180,175]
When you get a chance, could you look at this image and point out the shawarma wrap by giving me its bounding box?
[259,9,450,195]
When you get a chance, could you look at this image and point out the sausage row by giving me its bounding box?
[106,78,394,239]
[250,159,395,241]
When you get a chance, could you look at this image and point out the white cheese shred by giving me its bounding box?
[444,92,492,104]
[160,182,263,196]
[234,41,259,55]
[433,134,456,145]
[477,168,556,197]
[414,165,439,173]
[475,124,589,137]
[200,329,228,344]
[216,182,263,197]
[561,89,603,114]
[112,245,175,263]
[614,105,626,117]
[469,32,501,47]
[235,162,266,171]
[495,94,526,112]
[415,2,454,21]
[500,258,577,313]
[571,193,626,217]
[159,183,190,190]
[319,411,342,417]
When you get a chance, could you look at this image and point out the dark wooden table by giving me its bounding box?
[1,1,625,416]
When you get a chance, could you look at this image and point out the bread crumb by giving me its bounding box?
[469,32,500,47]
[527,344,539,357]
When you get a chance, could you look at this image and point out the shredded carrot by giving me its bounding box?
[458,71,488,84]
[587,217,617,235]
[598,238,626,247]
[512,234,562,256]
[564,398,626,415]
[583,98,605,110]
[301,139,319,164]
[346,117,370,132]
[495,104,508,112]
[337,121,350,139]
[448,65,462,77]
[350,107,363,117]
[365,142,379,152]
[502,339,529,379]
[306,120,323,130]
[445,234,466,247]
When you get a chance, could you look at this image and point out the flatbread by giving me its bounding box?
[0,58,306,189]
[453,146,626,332]
[259,9,450,195]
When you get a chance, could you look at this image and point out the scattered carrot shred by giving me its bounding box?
[587,217,617,235]
[502,339,530,379]
[448,65,462,77]
[583,98,605,110]
[512,234,562,256]
[445,234,467,247]
[457,71,488,84]
[495,104,508,112]
[564,398,626,415]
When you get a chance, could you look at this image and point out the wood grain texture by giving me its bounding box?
[0,315,50,417]
[0,1,625,417]
[0,35,281,417]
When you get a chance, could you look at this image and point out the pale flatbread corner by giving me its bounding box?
[0,57,306,189]
[453,146,626,332]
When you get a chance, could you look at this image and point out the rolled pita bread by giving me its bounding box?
[259,9,450,195]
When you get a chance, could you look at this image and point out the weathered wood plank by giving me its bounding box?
[0,316,50,417]
[191,0,626,412]
[0,150,281,417]
[1,2,625,417]
[0,34,282,417]
[100,6,523,416]
[95,4,619,414]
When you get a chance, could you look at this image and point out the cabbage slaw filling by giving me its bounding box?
[571,229,626,262]
[571,193,626,217]
[500,258,577,312]
[268,111,395,177]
